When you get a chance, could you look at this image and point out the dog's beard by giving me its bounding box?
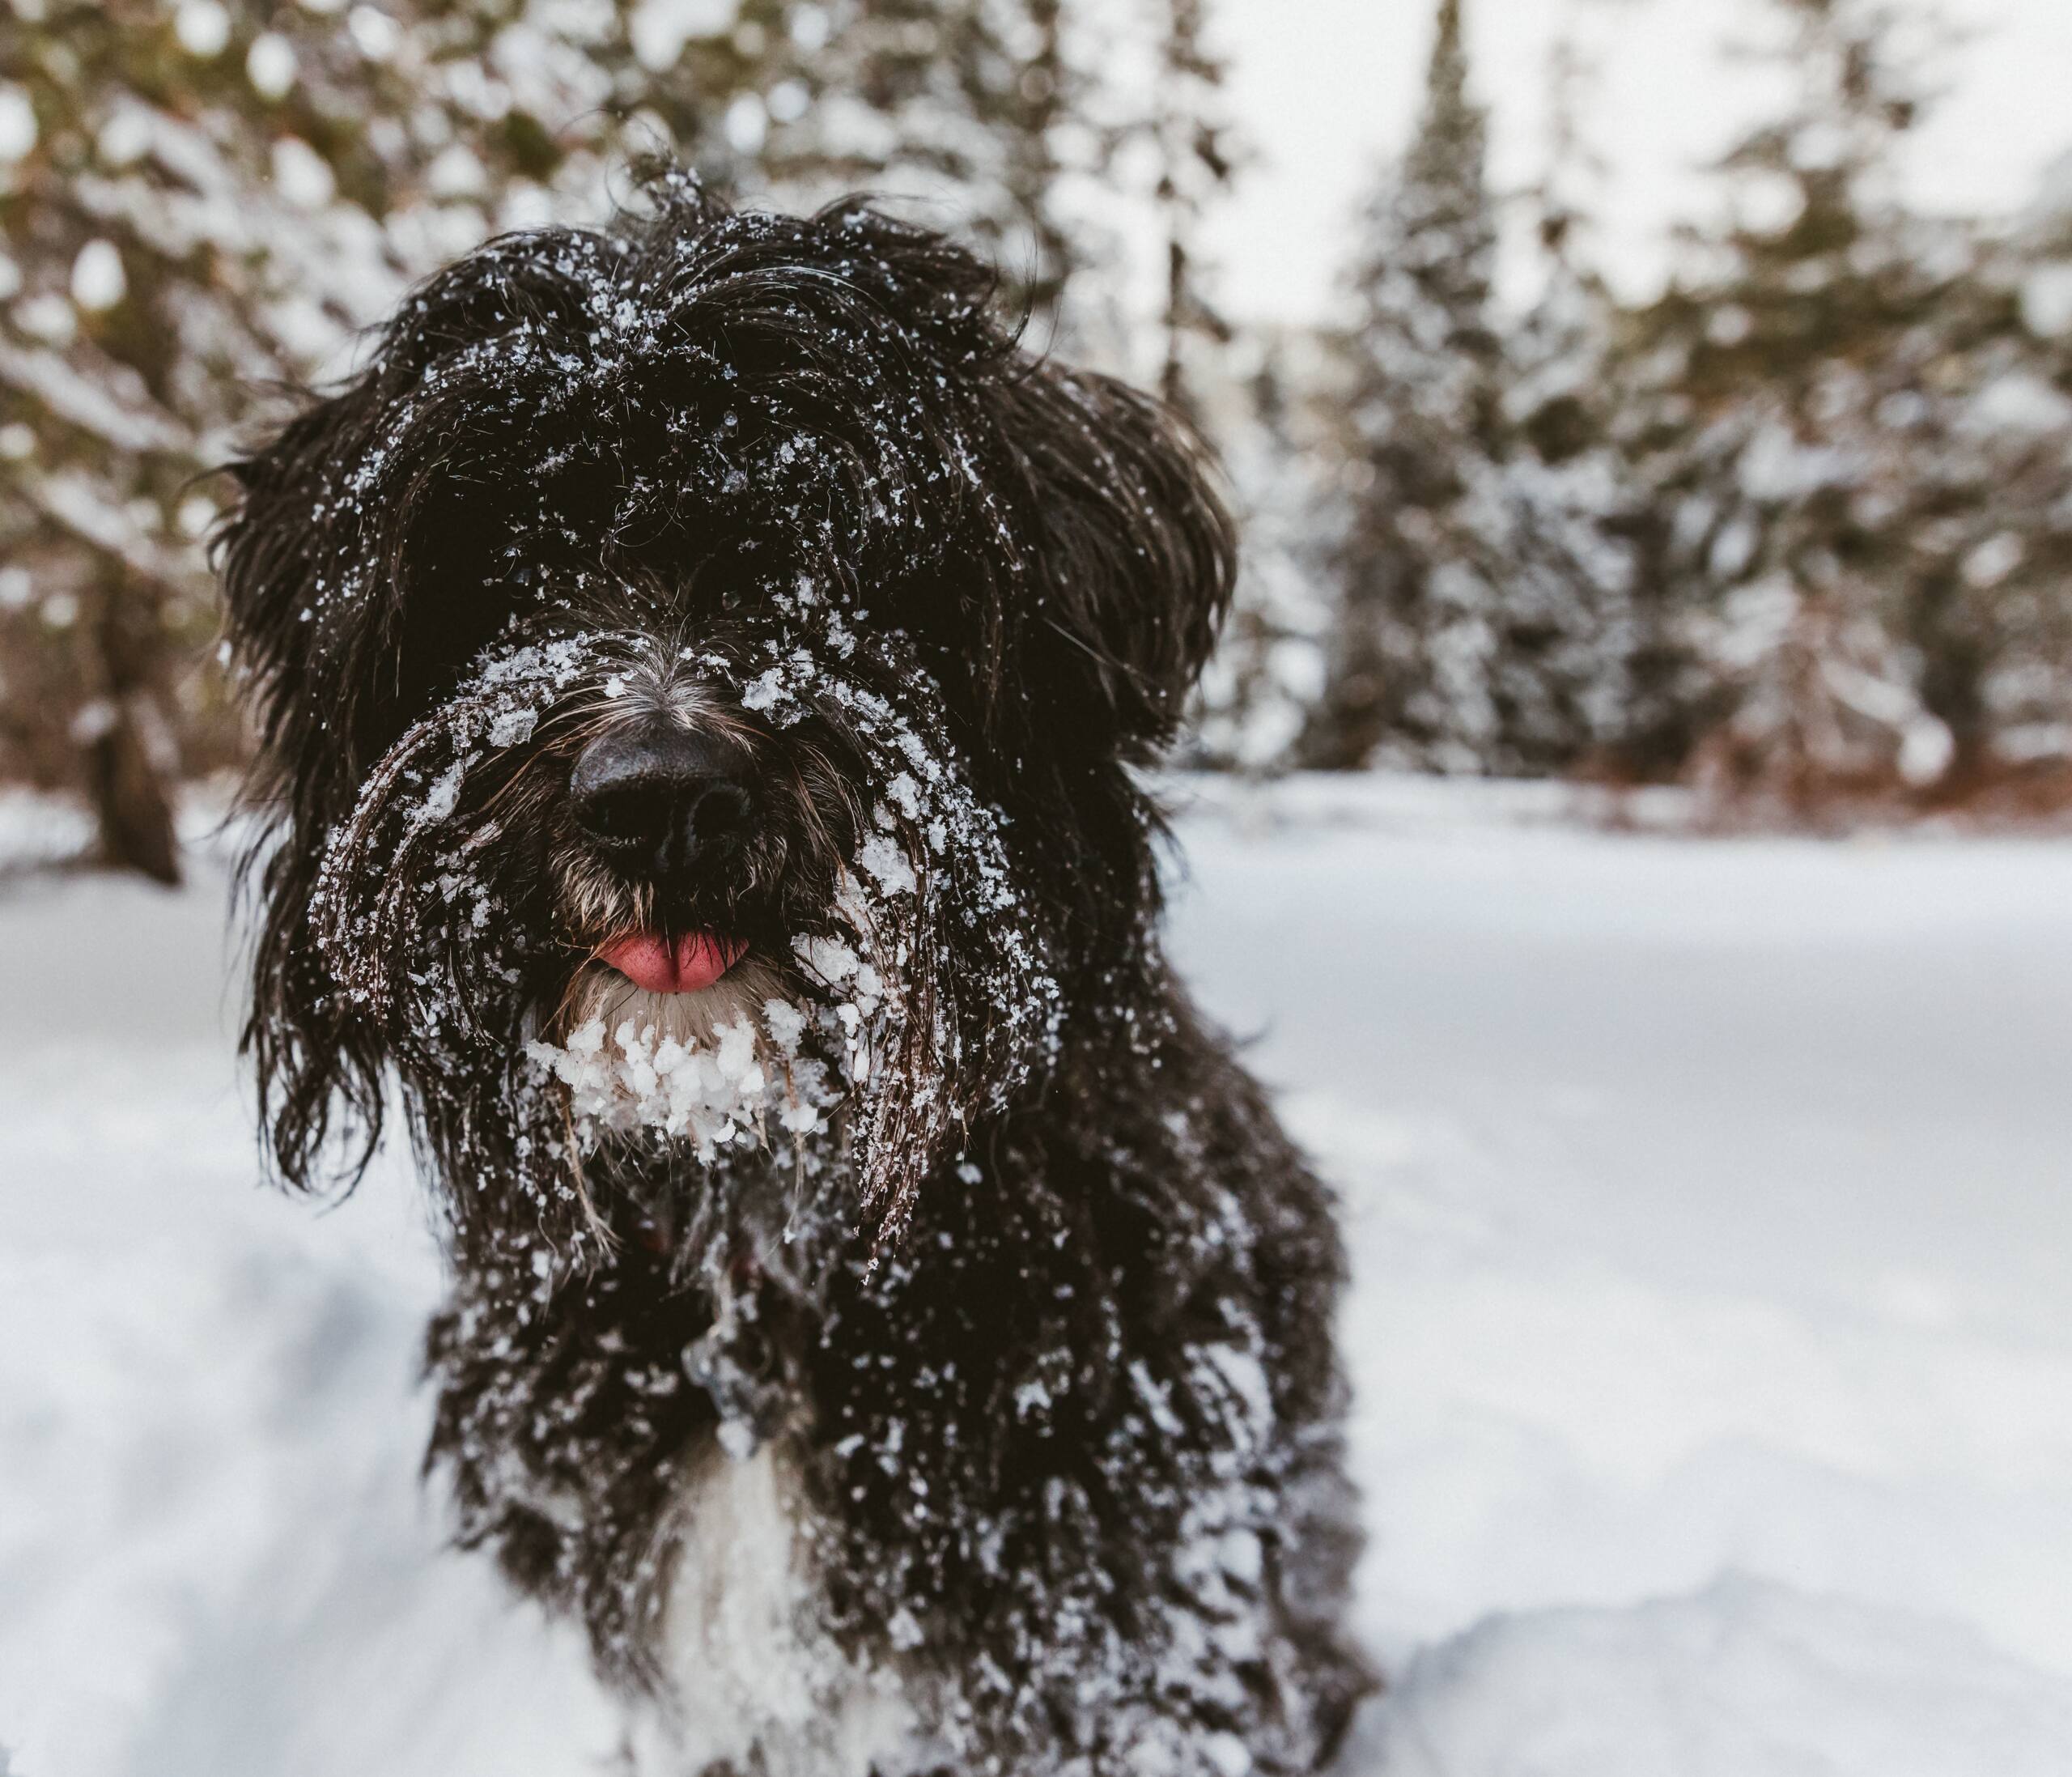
[529,955,829,1154]
[523,873,893,1167]
[308,606,1063,1273]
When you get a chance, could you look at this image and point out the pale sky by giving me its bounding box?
[1203,0,2072,325]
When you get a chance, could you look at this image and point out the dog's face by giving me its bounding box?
[219,181,1233,1269]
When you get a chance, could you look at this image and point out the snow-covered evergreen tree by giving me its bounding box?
[1187,338,1334,770]
[757,0,1109,333]
[1140,0,1318,775]
[1300,0,1505,772]
[1607,0,2072,806]
[1301,0,1633,777]
[1138,0,1234,419]
[1461,22,1640,777]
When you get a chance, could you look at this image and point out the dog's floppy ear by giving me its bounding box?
[755,198,1236,759]
[997,365,1238,759]
[216,228,633,1193]
[217,377,391,1196]
[217,384,378,798]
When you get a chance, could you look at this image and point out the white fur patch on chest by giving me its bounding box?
[627,1437,934,1777]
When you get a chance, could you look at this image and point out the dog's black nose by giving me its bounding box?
[569,723,756,873]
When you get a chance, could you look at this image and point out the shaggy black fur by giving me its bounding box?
[219,172,1372,1775]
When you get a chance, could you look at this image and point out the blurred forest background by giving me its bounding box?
[7,0,2072,882]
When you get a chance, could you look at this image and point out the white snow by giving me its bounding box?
[171,0,231,59]
[855,828,917,898]
[0,84,36,164]
[526,1010,809,1153]
[0,839,621,1777]
[2020,262,2072,338]
[67,242,125,313]
[1355,1577,2072,1777]
[629,0,738,73]
[5,776,2072,1774]
[1164,775,2072,1770]
[244,33,297,102]
[269,136,336,211]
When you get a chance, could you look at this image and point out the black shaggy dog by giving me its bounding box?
[219,172,1372,1776]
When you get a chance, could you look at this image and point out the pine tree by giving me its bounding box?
[1475,21,1640,776]
[1606,0,2072,806]
[758,0,1105,334]
[1188,338,1335,769]
[1205,7,1636,781]
[1142,0,1234,419]
[1301,0,1505,772]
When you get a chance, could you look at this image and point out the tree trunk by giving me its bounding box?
[84,583,180,886]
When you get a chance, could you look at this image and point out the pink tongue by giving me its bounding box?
[597,932,745,995]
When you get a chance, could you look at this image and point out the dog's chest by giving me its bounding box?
[629,1435,932,1777]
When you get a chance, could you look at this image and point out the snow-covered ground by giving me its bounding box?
[5,779,2072,1774]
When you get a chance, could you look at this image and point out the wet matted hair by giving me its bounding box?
[219,172,1373,1776]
